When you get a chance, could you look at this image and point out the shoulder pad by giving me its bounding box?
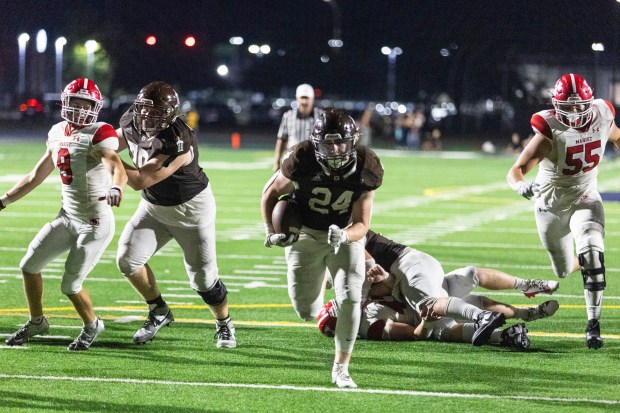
[531,112,553,139]
[596,99,615,119]
[358,147,383,189]
[158,119,193,156]
[119,107,134,128]
[281,141,318,180]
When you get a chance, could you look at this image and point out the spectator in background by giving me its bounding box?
[505,132,522,155]
[185,107,200,136]
[358,106,374,146]
[394,113,408,147]
[272,83,324,171]
[421,128,443,151]
[406,109,426,149]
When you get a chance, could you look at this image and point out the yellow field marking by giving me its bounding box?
[0,311,311,327]
[543,304,620,309]
[3,302,619,315]
[0,303,293,314]
[1,311,618,338]
[529,331,620,339]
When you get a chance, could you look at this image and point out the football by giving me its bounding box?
[272,198,302,237]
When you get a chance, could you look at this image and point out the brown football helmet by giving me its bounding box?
[310,108,359,174]
[133,81,180,135]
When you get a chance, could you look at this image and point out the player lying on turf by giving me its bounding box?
[361,230,558,345]
[319,263,559,349]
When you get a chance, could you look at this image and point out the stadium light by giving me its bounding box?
[146,35,157,46]
[36,29,47,53]
[18,33,30,95]
[381,46,402,101]
[55,37,67,91]
[85,40,98,78]
[216,64,229,77]
[184,36,196,47]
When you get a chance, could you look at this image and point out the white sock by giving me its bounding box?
[333,362,348,372]
[30,315,45,324]
[445,297,483,320]
[85,320,98,330]
[513,278,526,290]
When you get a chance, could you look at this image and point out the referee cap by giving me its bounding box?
[296,84,315,98]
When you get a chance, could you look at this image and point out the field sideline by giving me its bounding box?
[1,142,619,412]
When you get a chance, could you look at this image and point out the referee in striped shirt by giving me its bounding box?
[272,83,324,171]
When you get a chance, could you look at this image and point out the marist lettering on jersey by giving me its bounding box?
[575,136,593,144]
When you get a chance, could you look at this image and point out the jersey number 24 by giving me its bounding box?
[309,188,354,215]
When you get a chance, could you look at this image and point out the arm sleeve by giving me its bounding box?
[530,114,552,139]
[93,124,120,151]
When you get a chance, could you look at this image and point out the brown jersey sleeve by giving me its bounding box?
[358,146,384,190]
[280,141,319,181]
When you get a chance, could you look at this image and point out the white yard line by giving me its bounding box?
[0,374,616,405]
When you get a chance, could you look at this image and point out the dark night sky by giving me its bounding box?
[1,0,618,101]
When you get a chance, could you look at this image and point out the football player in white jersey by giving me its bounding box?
[507,73,620,349]
[1,78,127,351]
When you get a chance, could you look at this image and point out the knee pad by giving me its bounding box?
[116,254,134,277]
[196,278,228,306]
[61,275,83,295]
[579,251,606,291]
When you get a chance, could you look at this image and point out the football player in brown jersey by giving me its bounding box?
[261,108,383,388]
[115,81,236,348]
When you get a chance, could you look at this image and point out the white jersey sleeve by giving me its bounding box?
[47,121,118,220]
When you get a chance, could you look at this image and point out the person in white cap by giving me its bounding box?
[272,83,324,171]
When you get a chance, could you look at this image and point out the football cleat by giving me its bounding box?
[586,319,603,349]
[214,322,237,349]
[500,323,531,350]
[133,307,174,344]
[521,300,559,322]
[332,366,357,389]
[522,279,559,298]
[68,318,104,351]
[5,317,50,346]
[472,311,506,346]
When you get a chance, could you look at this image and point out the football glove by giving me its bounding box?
[327,225,348,251]
[264,223,298,248]
[366,264,389,284]
[514,181,539,200]
[0,194,10,211]
[99,186,123,207]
